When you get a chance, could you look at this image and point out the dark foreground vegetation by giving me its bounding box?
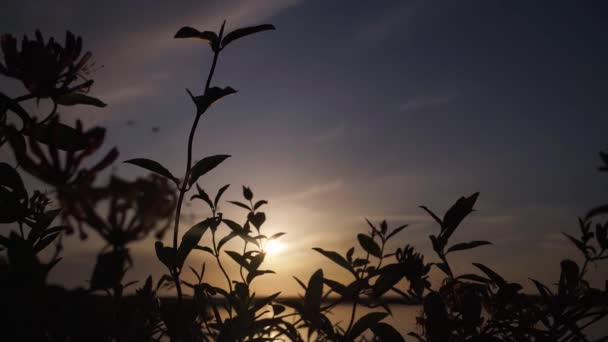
[1,20,607,342]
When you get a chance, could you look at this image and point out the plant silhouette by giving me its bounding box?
[0,21,607,342]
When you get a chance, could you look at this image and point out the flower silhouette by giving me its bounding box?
[0,30,94,99]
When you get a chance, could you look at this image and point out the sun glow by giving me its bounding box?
[264,239,285,256]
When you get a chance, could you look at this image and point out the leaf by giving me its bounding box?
[155,241,176,270]
[188,155,230,186]
[124,158,179,185]
[194,245,215,256]
[371,322,405,342]
[221,24,275,49]
[269,232,285,240]
[246,269,275,284]
[191,183,213,208]
[373,264,406,296]
[25,121,91,152]
[187,86,236,116]
[228,200,250,210]
[347,312,388,340]
[472,263,506,288]
[251,292,281,313]
[178,218,213,266]
[271,304,285,316]
[419,206,443,227]
[442,192,479,239]
[386,224,408,240]
[446,240,492,254]
[0,162,26,197]
[312,248,356,276]
[217,231,237,252]
[56,92,106,107]
[33,232,60,253]
[586,204,608,220]
[226,250,251,271]
[456,274,490,283]
[305,269,323,311]
[357,234,382,258]
[243,186,253,201]
[214,184,230,209]
[174,26,218,43]
[253,200,268,211]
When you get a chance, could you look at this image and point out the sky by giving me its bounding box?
[2,0,608,296]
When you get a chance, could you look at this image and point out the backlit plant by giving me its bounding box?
[0,21,606,342]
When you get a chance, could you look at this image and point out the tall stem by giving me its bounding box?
[171,23,224,304]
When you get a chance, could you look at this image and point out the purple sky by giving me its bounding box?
[2,0,607,295]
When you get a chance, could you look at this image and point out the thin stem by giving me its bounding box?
[171,37,223,304]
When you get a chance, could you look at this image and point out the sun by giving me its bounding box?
[264,239,285,256]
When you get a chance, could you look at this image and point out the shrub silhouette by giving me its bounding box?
[1,22,607,342]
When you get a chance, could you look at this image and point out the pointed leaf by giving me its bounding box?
[312,247,355,276]
[446,240,491,254]
[357,234,382,258]
[56,93,106,107]
[188,155,230,186]
[124,158,179,185]
[372,322,405,342]
[221,24,275,48]
[347,312,388,340]
[214,184,230,209]
[305,269,323,311]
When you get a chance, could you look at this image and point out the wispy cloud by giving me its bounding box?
[398,93,460,112]
[308,122,346,144]
[276,180,343,202]
[356,4,414,44]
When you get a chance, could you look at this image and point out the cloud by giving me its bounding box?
[356,4,414,44]
[276,180,343,202]
[398,93,460,112]
[308,122,346,144]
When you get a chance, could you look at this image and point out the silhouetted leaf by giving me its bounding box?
[191,183,213,208]
[563,233,590,257]
[358,234,382,258]
[472,263,506,287]
[386,224,408,240]
[217,231,237,251]
[124,158,179,185]
[271,304,285,316]
[269,232,285,240]
[214,184,230,209]
[347,312,388,340]
[90,250,128,290]
[0,162,26,197]
[56,92,106,107]
[247,269,275,284]
[586,204,608,220]
[420,206,443,228]
[254,200,268,210]
[155,241,176,270]
[457,274,490,283]
[243,186,253,201]
[372,322,405,342]
[188,154,230,186]
[374,264,406,296]
[442,192,479,239]
[312,247,356,276]
[306,269,323,311]
[178,218,213,266]
[226,250,250,271]
[194,245,215,256]
[251,292,281,313]
[434,262,451,276]
[221,24,275,49]
[446,240,491,254]
[228,200,250,210]
[248,212,266,230]
[187,86,236,115]
[33,232,60,252]
[174,26,219,49]
[25,121,92,152]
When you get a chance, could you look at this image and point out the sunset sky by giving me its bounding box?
[2,0,607,296]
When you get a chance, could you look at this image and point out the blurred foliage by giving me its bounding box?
[1,21,606,342]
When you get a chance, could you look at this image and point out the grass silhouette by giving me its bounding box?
[0,22,607,342]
